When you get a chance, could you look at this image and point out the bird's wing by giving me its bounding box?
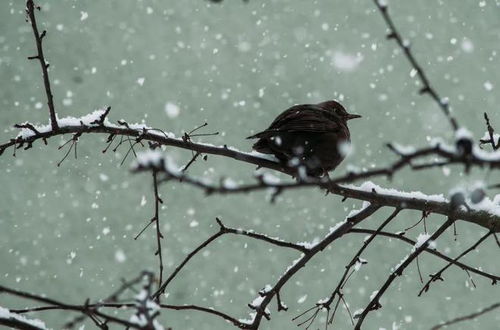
[247,104,341,139]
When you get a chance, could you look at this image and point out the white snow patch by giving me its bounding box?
[115,249,126,263]
[484,81,494,91]
[80,11,88,21]
[297,237,320,249]
[261,172,281,185]
[455,127,473,140]
[469,195,500,217]
[249,295,265,308]
[390,143,416,155]
[238,41,251,52]
[327,220,347,235]
[17,108,113,139]
[344,181,446,203]
[239,312,257,325]
[222,178,238,189]
[338,141,352,157]
[347,201,372,218]
[164,102,180,118]
[481,131,500,144]
[461,39,474,53]
[0,306,49,329]
[135,150,164,168]
[415,233,436,249]
[332,51,363,71]
[297,294,308,304]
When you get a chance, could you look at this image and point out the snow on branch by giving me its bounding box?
[132,152,500,232]
[0,306,48,330]
[1,1,499,330]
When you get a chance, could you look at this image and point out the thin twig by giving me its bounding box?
[418,231,494,296]
[296,209,401,329]
[354,217,456,329]
[348,228,500,283]
[246,205,381,329]
[153,217,307,299]
[26,0,58,131]
[152,170,164,298]
[431,302,500,330]
[372,0,458,131]
[0,285,140,329]
[480,113,499,150]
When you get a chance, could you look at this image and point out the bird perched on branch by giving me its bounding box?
[248,100,361,177]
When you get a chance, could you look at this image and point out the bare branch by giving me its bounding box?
[133,158,500,232]
[153,223,225,300]
[0,284,140,328]
[153,217,308,300]
[372,0,459,131]
[295,209,401,328]
[431,302,500,330]
[354,217,456,329]
[348,228,500,283]
[0,312,47,330]
[245,204,382,329]
[25,0,58,131]
[152,171,164,298]
[419,231,495,295]
[480,112,499,150]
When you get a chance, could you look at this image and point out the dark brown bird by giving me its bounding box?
[247,100,361,177]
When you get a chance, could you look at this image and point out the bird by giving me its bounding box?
[247,100,361,177]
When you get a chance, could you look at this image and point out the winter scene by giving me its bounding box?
[0,1,499,329]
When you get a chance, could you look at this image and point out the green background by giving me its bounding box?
[1,0,499,329]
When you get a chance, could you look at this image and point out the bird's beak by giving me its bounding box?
[346,114,362,120]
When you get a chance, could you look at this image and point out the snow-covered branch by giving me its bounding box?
[132,152,500,232]
[1,1,499,330]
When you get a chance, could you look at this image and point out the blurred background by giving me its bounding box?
[1,0,499,329]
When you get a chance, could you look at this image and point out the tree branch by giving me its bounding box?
[354,217,456,329]
[418,230,495,295]
[133,155,500,232]
[348,228,500,283]
[431,302,500,330]
[372,0,459,131]
[244,204,382,329]
[25,0,58,131]
[153,217,308,300]
[0,284,140,329]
